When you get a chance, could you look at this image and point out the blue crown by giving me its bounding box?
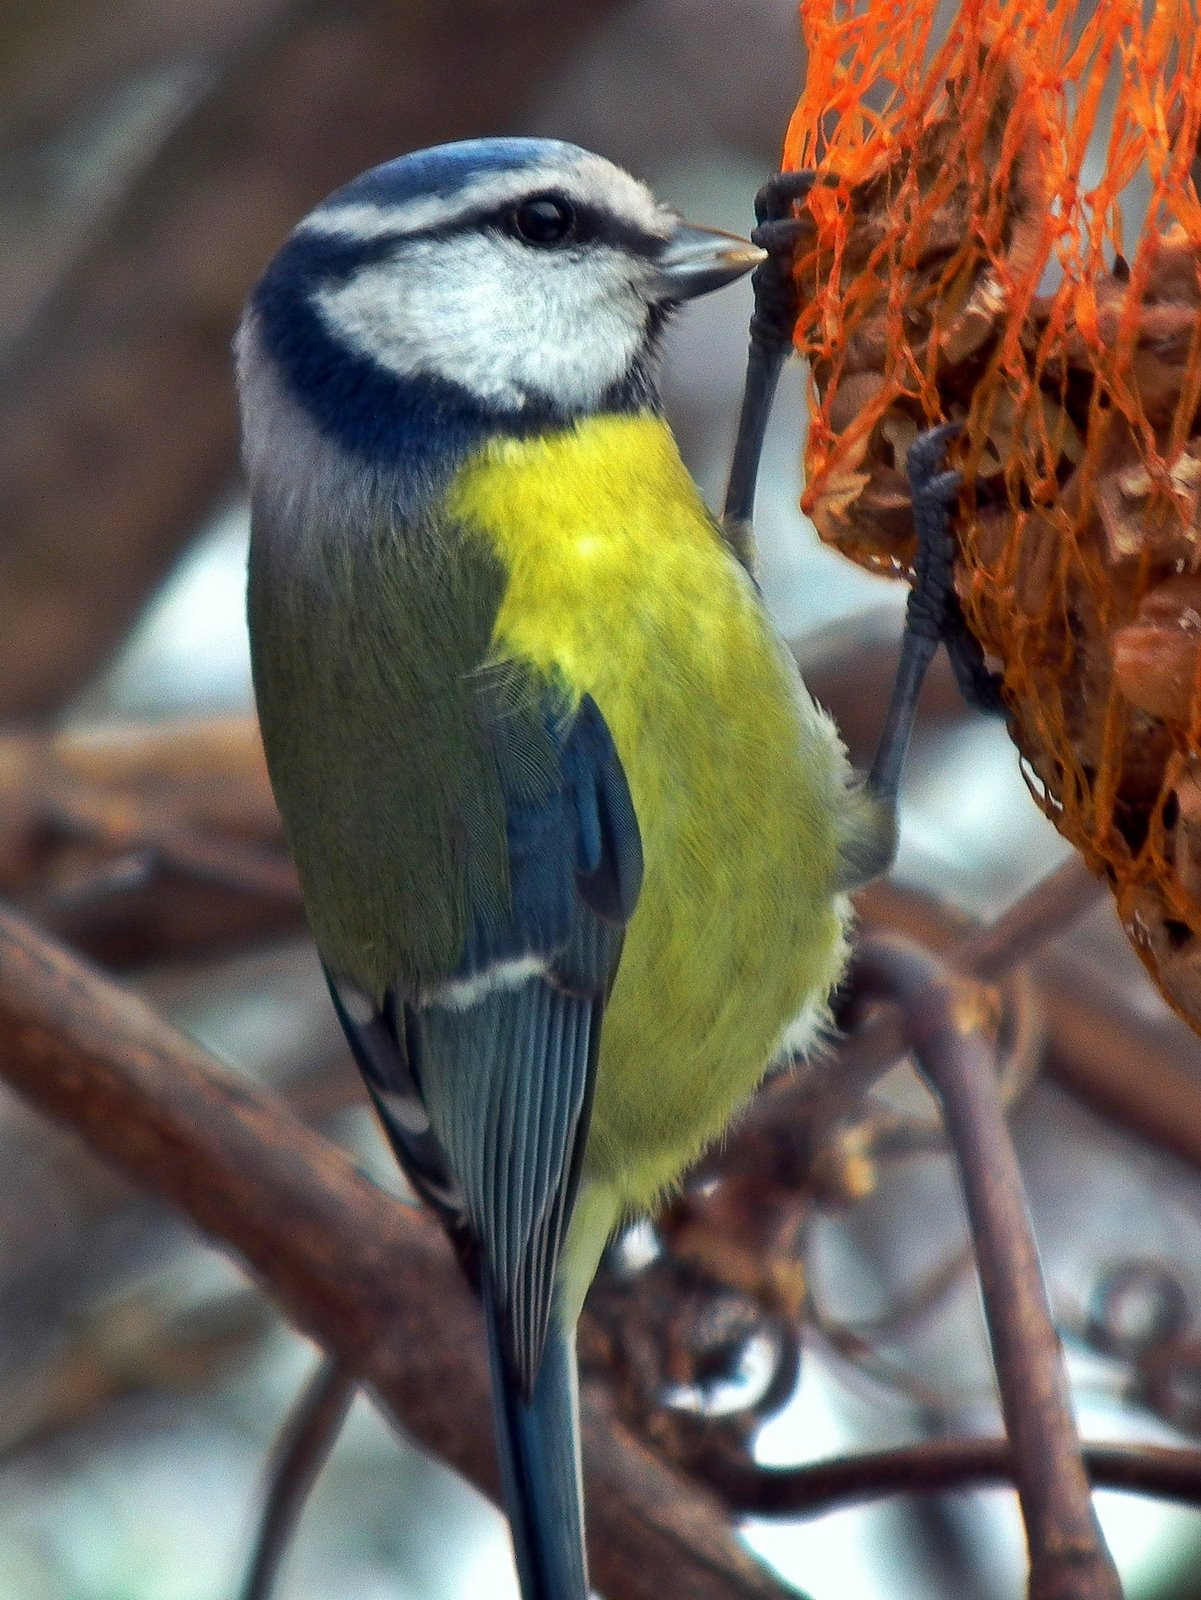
[319,137,583,212]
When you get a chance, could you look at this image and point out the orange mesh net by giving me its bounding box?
[785,0,1201,1023]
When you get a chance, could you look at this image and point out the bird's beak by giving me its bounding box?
[651,222,766,302]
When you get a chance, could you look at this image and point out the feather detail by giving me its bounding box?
[485,1302,587,1600]
[324,685,637,1390]
[417,974,601,1391]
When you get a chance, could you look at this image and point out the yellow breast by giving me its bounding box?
[446,414,853,1225]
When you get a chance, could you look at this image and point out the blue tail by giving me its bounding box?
[484,1294,588,1600]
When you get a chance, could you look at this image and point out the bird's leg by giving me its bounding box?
[837,424,1006,891]
[722,169,827,563]
[825,425,1004,889]
[865,424,1004,811]
[726,174,1005,886]
[238,1354,356,1600]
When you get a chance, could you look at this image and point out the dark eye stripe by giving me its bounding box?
[425,199,668,259]
[282,200,670,281]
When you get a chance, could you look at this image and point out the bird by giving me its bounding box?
[236,136,878,1600]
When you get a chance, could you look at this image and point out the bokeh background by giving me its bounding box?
[4,1,1201,1596]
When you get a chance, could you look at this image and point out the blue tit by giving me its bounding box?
[236,137,873,1600]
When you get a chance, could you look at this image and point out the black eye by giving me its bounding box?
[508,195,577,246]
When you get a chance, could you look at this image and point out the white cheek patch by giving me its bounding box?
[315,232,652,412]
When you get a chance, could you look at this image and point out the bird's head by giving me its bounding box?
[237,138,762,481]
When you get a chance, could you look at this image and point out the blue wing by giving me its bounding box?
[329,687,641,1395]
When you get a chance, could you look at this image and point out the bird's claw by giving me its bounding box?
[749,216,813,254]
[753,167,835,225]
[747,172,823,358]
[747,170,844,358]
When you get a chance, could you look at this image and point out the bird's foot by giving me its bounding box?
[746,169,832,358]
[905,423,1005,717]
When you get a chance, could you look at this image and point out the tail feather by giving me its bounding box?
[484,1290,588,1600]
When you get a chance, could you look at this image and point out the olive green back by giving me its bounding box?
[248,493,510,999]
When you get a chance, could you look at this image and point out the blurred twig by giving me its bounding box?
[837,854,1101,1105]
[0,717,281,875]
[40,767,299,902]
[857,937,1121,1600]
[807,1243,980,1414]
[0,716,302,960]
[0,0,280,151]
[239,1354,356,1600]
[0,901,798,1600]
[0,1278,265,1463]
[861,874,1201,1179]
[698,1437,1201,1519]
